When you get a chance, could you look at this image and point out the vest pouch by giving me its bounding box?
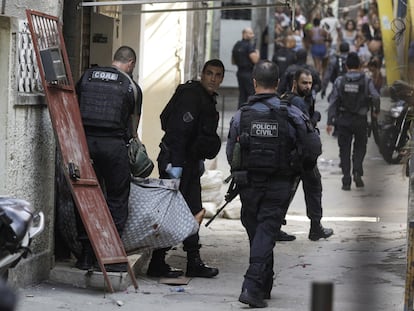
[247,143,279,174]
[232,171,248,185]
[239,132,250,147]
[231,142,242,171]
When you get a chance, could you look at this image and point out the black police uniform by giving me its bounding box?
[75,66,142,268]
[272,46,297,77]
[227,93,322,305]
[232,39,256,107]
[328,71,380,188]
[277,63,322,96]
[148,80,221,278]
[283,93,333,240]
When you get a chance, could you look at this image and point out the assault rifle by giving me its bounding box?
[205,175,238,227]
[205,172,302,227]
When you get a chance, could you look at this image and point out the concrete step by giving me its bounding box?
[49,251,151,292]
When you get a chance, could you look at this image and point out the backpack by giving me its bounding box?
[332,55,347,82]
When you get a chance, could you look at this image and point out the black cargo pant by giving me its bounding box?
[336,114,368,185]
[301,165,323,223]
[153,151,204,259]
[236,70,255,108]
[239,175,295,295]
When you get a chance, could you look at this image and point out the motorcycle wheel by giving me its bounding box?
[379,127,404,164]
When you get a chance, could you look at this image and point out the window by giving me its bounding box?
[221,1,252,20]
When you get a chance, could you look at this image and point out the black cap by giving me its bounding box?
[339,42,350,53]
[296,48,308,62]
[346,52,360,69]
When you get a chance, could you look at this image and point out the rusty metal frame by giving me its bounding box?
[25,9,138,293]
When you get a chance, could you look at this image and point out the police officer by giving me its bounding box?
[227,60,322,307]
[271,35,297,76]
[75,46,142,271]
[321,41,350,100]
[327,52,380,190]
[277,48,322,97]
[277,50,322,242]
[147,59,225,279]
[283,68,333,241]
[232,27,260,108]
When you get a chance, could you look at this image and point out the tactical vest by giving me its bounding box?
[239,99,295,175]
[79,66,133,130]
[338,73,367,114]
[272,48,294,76]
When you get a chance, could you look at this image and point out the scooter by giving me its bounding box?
[0,197,44,280]
[379,80,413,164]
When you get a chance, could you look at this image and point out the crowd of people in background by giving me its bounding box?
[231,0,384,244]
[259,1,384,94]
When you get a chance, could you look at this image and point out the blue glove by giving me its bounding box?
[165,164,183,179]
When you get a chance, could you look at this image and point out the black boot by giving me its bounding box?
[275,229,296,241]
[75,242,95,270]
[309,222,334,241]
[239,288,268,308]
[353,173,364,188]
[147,248,183,278]
[186,251,218,278]
[342,176,351,191]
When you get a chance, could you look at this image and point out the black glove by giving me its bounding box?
[311,111,321,126]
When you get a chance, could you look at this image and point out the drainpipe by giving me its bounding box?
[1,0,5,15]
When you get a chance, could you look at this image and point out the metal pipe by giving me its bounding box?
[79,0,213,7]
[92,3,290,15]
[1,0,5,15]
[78,0,290,11]
[311,282,334,311]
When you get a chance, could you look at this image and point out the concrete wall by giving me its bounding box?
[0,15,55,287]
[2,0,63,20]
[0,0,63,289]
[139,3,188,173]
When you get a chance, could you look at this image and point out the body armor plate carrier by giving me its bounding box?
[338,72,367,114]
[239,101,296,176]
[79,66,133,130]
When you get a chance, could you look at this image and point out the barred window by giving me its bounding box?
[221,1,252,20]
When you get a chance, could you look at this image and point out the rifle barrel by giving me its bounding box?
[205,201,229,227]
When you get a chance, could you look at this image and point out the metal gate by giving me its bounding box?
[25,9,138,293]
